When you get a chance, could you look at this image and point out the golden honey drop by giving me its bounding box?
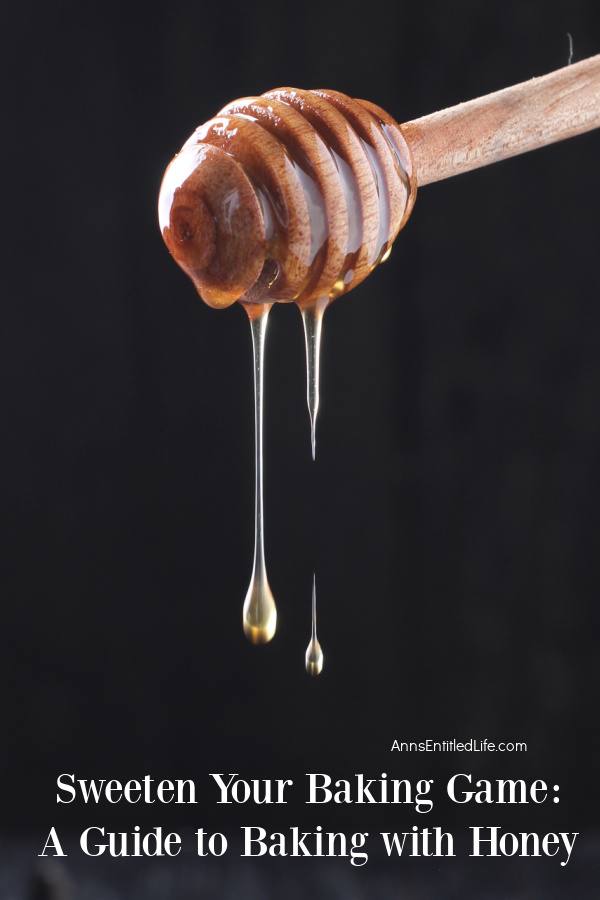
[305,575,324,676]
[243,568,277,645]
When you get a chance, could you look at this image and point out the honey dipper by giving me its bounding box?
[159,55,600,311]
[158,56,600,649]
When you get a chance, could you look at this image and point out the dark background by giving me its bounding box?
[1,0,599,894]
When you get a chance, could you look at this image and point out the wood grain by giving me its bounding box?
[402,54,600,185]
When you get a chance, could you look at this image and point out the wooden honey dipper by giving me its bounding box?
[159,55,600,310]
[158,55,600,650]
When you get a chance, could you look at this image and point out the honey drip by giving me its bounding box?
[299,297,329,460]
[243,303,277,644]
[305,575,324,677]
[158,88,417,665]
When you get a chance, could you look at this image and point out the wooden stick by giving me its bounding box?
[401,54,600,186]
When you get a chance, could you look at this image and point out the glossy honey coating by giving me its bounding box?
[158,89,417,309]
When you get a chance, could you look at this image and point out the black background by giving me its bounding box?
[1,0,600,890]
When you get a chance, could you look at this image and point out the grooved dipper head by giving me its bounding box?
[159,88,416,308]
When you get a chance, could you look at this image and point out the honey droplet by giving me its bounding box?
[243,302,277,644]
[243,570,277,644]
[305,575,324,676]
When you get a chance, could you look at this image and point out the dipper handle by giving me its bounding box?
[402,54,600,186]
